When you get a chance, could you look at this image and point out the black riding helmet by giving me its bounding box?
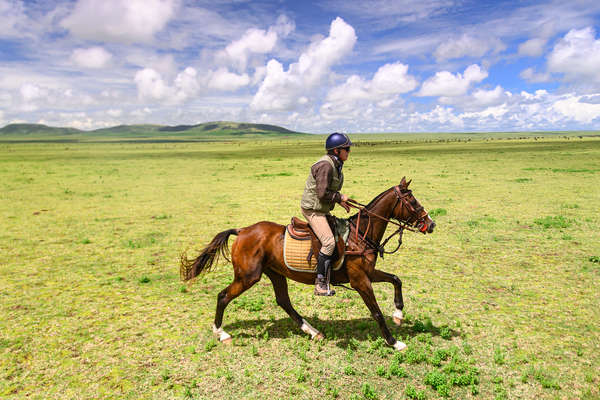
[325,132,352,150]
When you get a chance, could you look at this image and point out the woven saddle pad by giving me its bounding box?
[283,228,345,273]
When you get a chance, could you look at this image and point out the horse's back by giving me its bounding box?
[238,220,285,238]
[232,221,285,257]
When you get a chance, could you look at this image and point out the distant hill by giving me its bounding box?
[0,121,307,137]
[157,121,300,136]
[0,123,82,135]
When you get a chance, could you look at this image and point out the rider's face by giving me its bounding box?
[336,147,350,162]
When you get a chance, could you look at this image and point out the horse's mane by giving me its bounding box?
[348,186,394,222]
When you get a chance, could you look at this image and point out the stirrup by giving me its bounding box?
[325,268,335,296]
[314,277,335,296]
[326,264,336,296]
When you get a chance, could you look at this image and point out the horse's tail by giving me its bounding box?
[180,229,239,281]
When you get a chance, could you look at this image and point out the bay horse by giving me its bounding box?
[180,177,435,351]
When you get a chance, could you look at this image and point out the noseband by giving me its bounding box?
[347,185,429,258]
[392,186,429,232]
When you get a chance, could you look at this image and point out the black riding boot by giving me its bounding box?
[314,252,335,296]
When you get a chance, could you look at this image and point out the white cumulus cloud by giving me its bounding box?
[134,66,200,104]
[548,27,600,84]
[437,85,511,113]
[208,68,250,91]
[321,62,418,118]
[520,90,549,101]
[61,0,178,43]
[520,67,551,83]
[251,17,357,111]
[460,104,509,120]
[134,68,172,101]
[370,62,419,95]
[174,67,200,99]
[413,105,464,128]
[71,47,112,69]
[552,94,600,123]
[518,38,547,57]
[20,83,45,101]
[222,29,278,70]
[472,86,507,106]
[418,64,488,97]
[106,109,122,117]
[434,34,504,61]
[219,15,294,71]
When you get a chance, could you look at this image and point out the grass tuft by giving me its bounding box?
[424,370,450,397]
[533,215,571,229]
[494,347,506,365]
[440,326,452,340]
[405,384,427,400]
[525,368,561,390]
[344,365,356,376]
[234,296,265,311]
[429,208,447,217]
[361,383,378,400]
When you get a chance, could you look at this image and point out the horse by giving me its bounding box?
[180,177,435,351]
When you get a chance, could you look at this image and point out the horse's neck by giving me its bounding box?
[359,191,393,244]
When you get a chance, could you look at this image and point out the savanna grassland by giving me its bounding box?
[1,134,599,399]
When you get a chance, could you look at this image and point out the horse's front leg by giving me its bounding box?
[370,269,404,325]
[351,272,407,351]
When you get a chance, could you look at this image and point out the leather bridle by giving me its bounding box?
[346,185,430,258]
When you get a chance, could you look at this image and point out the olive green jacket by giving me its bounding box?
[300,155,344,213]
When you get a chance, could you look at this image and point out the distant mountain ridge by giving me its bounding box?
[0,121,305,137]
[0,123,82,135]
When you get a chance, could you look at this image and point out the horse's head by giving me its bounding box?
[393,177,436,234]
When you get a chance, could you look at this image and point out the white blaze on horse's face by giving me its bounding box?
[425,215,436,233]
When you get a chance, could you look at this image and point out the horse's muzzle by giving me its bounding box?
[419,218,435,234]
[427,220,436,233]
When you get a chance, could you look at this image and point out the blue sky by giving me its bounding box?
[1,0,600,132]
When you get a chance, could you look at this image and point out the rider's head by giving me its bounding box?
[325,132,352,160]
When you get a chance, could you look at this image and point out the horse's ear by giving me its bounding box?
[400,177,411,189]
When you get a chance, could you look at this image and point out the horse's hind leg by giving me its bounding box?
[370,269,405,325]
[213,262,262,344]
[264,269,324,340]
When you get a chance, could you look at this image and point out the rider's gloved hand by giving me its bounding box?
[340,193,350,212]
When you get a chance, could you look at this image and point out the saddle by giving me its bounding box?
[285,216,346,271]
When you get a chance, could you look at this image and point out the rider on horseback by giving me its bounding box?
[301,132,352,296]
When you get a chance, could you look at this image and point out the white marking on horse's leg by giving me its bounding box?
[212,324,232,343]
[301,319,323,340]
[393,340,407,351]
[393,309,404,326]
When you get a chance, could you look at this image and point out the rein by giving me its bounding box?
[345,186,423,258]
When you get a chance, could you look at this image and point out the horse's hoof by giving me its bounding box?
[212,324,232,343]
[221,337,233,345]
[393,310,404,326]
[301,319,323,340]
[393,341,407,351]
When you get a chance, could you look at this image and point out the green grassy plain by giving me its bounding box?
[1,135,599,399]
